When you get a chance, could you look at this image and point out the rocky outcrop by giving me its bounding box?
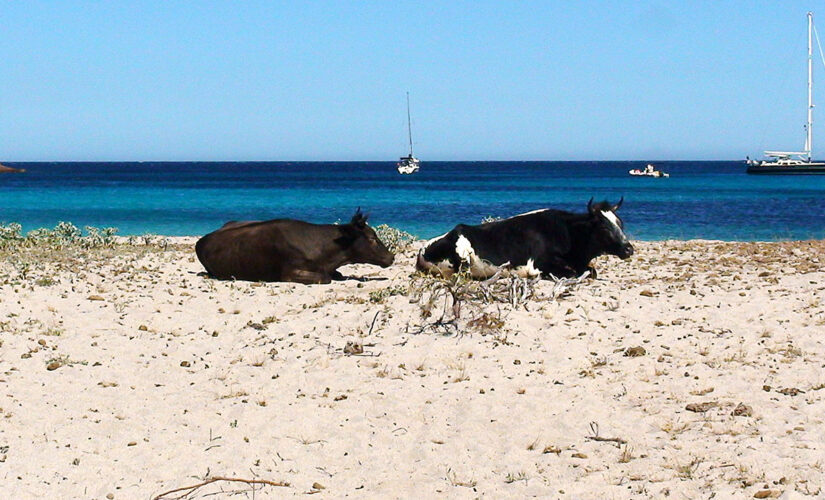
[0,163,24,173]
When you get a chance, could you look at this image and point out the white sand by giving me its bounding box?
[1,239,823,498]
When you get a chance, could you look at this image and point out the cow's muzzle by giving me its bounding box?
[618,243,634,259]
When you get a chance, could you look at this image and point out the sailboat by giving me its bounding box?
[397,92,420,174]
[748,12,825,174]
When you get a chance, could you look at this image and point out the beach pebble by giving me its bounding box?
[685,402,717,413]
[343,342,363,355]
[732,403,753,417]
[46,361,62,371]
[753,489,780,498]
[624,346,646,357]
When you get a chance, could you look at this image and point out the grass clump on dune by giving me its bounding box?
[0,222,187,285]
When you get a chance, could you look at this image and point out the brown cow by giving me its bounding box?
[195,209,394,283]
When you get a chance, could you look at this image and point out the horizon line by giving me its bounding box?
[3,158,747,163]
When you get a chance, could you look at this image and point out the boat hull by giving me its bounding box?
[746,162,825,174]
[397,156,420,175]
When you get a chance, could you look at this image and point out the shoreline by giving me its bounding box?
[7,221,825,246]
[1,238,824,497]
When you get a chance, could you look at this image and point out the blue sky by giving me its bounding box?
[0,1,823,161]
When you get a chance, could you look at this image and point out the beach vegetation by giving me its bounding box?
[368,284,407,303]
[672,455,702,480]
[1,221,118,249]
[34,276,56,287]
[45,354,87,369]
[446,468,477,488]
[409,266,542,336]
[618,444,634,463]
[0,222,186,291]
[504,471,528,484]
[373,224,417,253]
[448,361,470,383]
[42,327,64,336]
[659,418,690,438]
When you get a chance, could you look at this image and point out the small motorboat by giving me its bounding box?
[629,164,669,178]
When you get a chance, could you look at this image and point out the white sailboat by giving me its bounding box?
[748,12,825,173]
[397,92,420,174]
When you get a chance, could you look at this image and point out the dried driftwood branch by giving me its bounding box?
[152,476,290,500]
[548,270,590,300]
[585,421,626,445]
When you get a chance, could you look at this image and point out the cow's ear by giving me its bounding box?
[351,209,367,229]
[612,197,624,212]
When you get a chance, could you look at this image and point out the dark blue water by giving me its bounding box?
[2,161,825,241]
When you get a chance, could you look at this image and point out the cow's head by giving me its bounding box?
[587,198,634,259]
[343,209,395,267]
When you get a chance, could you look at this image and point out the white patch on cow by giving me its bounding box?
[453,234,502,278]
[601,210,621,229]
[512,208,549,218]
[601,209,631,255]
[603,209,629,238]
[455,234,475,263]
[515,258,541,278]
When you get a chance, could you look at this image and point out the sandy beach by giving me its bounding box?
[1,237,824,498]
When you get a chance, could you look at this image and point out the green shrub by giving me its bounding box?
[374,224,417,253]
[0,222,118,250]
[480,215,502,224]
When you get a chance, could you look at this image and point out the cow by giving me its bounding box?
[416,199,633,280]
[195,209,394,284]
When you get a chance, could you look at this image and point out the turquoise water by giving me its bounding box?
[2,161,825,240]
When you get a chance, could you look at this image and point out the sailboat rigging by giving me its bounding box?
[747,12,825,173]
[397,92,420,174]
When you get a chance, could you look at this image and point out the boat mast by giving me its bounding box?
[807,12,813,161]
[406,92,414,157]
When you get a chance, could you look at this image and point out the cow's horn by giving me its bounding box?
[587,197,594,213]
[613,197,624,211]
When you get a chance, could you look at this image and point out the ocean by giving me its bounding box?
[2,161,825,241]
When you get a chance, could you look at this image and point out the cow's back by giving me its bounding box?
[418,209,578,278]
[196,220,292,281]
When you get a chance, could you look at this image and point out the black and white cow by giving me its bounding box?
[416,199,633,279]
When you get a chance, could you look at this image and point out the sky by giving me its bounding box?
[1,1,824,161]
